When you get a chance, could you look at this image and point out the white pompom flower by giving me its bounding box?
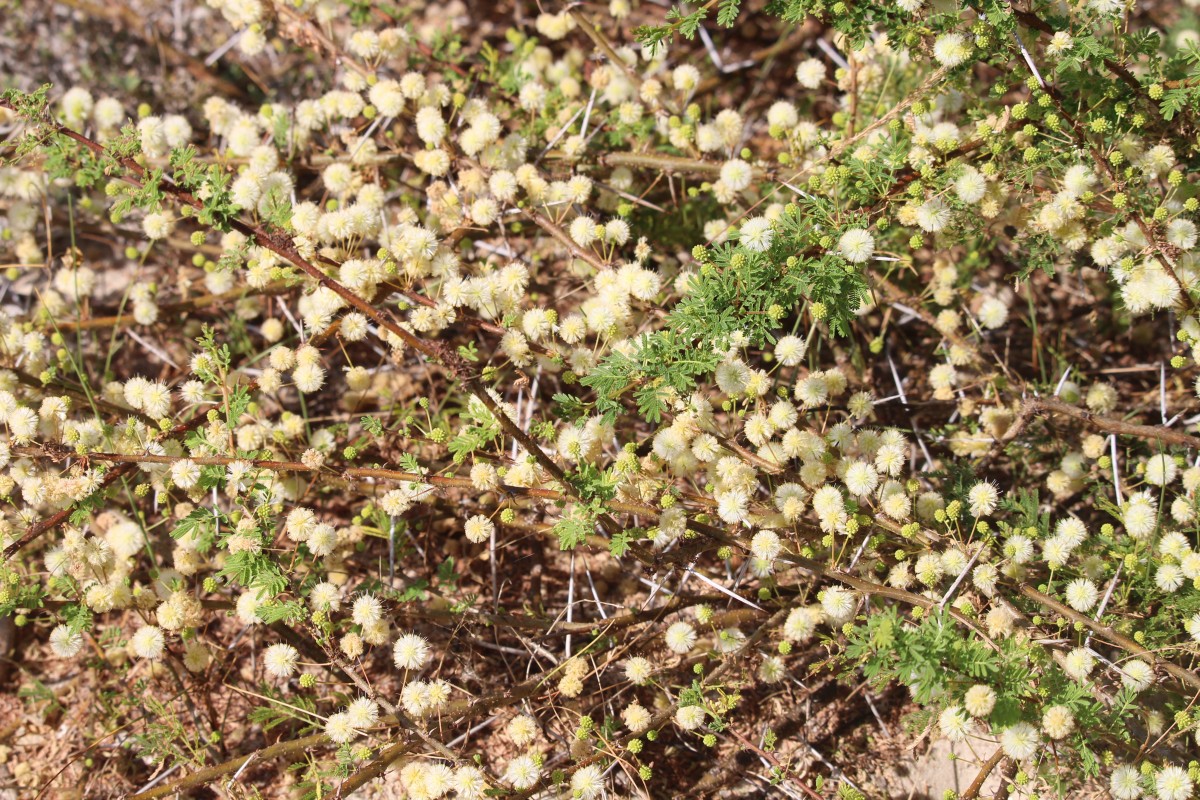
[932,33,970,67]
[464,514,495,544]
[837,228,875,263]
[739,216,774,252]
[129,625,166,660]
[999,721,1040,760]
[664,621,697,653]
[967,481,999,517]
[263,643,300,678]
[1064,578,1099,612]
[1156,765,1194,800]
[393,632,431,670]
[49,624,84,657]
[774,335,807,366]
[720,159,753,192]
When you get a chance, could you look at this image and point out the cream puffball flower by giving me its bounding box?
[796,58,826,89]
[933,33,971,67]
[837,228,875,263]
[129,625,166,659]
[393,632,431,670]
[1041,705,1075,739]
[775,335,807,366]
[939,706,971,741]
[1109,764,1142,799]
[1156,766,1194,800]
[571,765,605,800]
[49,624,84,657]
[963,684,996,717]
[999,721,1040,760]
[664,621,698,653]
[263,643,300,678]
[967,481,999,516]
[464,514,495,543]
[739,216,774,252]
[1146,454,1178,486]
[720,159,753,192]
[1064,578,1099,612]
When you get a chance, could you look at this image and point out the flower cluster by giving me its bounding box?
[4,0,1200,796]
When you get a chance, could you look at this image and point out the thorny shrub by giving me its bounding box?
[4,0,1200,797]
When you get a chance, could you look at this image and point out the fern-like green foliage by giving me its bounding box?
[248,689,320,733]
[634,6,709,50]
[171,506,221,554]
[554,505,600,550]
[845,605,1117,777]
[581,200,868,422]
[717,0,742,27]
[218,550,288,597]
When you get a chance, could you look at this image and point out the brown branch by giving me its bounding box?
[693,19,823,97]
[598,151,754,177]
[724,726,821,799]
[975,399,1033,470]
[1005,26,1196,313]
[273,3,372,78]
[1018,582,1200,692]
[563,63,948,196]
[872,274,986,367]
[11,445,671,519]
[688,517,1000,648]
[333,739,412,798]
[50,280,294,331]
[1007,2,1179,135]
[505,604,793,800]
[569,9,676,114]
[524,208,612,272]
[10,368,155,424]
[961,747,1006,800]
[1028,395,1200,450]
[1,416,204,561]
[127,731,332,800]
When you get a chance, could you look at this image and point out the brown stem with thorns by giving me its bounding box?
[961,747,1007,800]
[11,444,671,520]
[1026,395,1200,450]
[1,407,211,560]
[127,731,333,800]
[1019,582,1200,692]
